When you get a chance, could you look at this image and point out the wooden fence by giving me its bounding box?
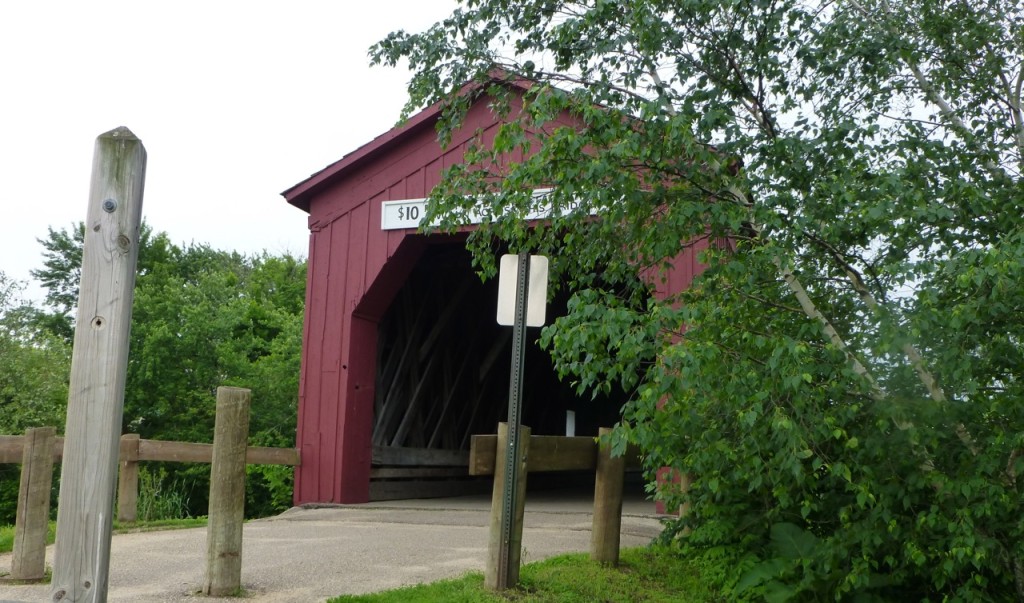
[469,423,642,583]
[6,423,646,590]
[0,432,300,522]
[2,427,299,584]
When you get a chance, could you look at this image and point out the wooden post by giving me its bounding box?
[117,434,141,522]
[203,387,251,596]
[51,127,146,603]
[485,422,530,590]
[11,426,56,581]
[591,427,625,565]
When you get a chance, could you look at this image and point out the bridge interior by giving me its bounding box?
[369,243,629,499]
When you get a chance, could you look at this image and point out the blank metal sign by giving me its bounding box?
[496,254,549,327]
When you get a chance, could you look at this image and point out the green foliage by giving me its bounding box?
[135,465,192,521]
[0,272,69,523]
[112,243,304,518]
[2,223,305,523]
[0,273,70,435]
[0,520,56,555]
[246,430,297,516]
[373,0,1024,598]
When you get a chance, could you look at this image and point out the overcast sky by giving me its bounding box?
[0,1,455,301]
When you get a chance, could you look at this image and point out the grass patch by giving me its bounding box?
[0,522,56,555]
[113,517,208,534]
[327,546,717,603]
[0,517,208,554]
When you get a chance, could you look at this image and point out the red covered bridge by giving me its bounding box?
[282,79,707,505]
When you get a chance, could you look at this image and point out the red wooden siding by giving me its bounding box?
[290,96,516,504]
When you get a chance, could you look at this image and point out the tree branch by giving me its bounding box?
[849,0,1013,181]
[628,2,963,468]
[1011,64,1024,171]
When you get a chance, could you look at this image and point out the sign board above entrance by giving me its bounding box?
[381,189,577,230]
[380,199,428,230]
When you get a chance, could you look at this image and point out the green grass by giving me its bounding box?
[0,517,208,554]
[113,517,208,533]
[327,546,718,603]
[0,522,56,554]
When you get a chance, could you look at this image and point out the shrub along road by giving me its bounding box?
[0,491,662,602]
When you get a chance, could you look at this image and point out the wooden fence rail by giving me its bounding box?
[0,434,300,466]
[0,436,65,464]
[469,433,641,475]
[0,432,300,523]
[470,425,642,572]
[4,425,301,585]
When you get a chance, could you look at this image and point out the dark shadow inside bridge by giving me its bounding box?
[368,241,640,500]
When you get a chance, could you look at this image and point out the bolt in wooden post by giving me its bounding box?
[11,426,56,581]
[591,427,625,565]
[485,422,530,590]
[204,386,251,596]
[117,434,141,522]
[51,127,146,603]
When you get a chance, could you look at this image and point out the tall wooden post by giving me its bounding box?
[11,426,56,581]
[204,387,252,596]
[116,434,141,522]
[485,422,530,590]
[591,426,625,565]
[51,127,146,603]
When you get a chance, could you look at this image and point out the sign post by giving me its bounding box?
[51,127,146,603]
[487,252,548,590]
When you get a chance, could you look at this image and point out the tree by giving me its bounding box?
[372,0,1024,598]
[0,272,69,522]
[0,272,69,435]
[32,222,176,343]
[31,225,305,518]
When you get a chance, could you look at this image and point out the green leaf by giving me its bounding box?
[770,522,820,559]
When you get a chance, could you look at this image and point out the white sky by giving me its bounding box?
[0,0,456,301]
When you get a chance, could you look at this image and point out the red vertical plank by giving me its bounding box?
[406,167,425,199]
[317,214,351,501]
[295,225,333,504]
[292,231,315,504]
[387,230,405,258]
[348,202,372,304]
[423,157,442,196]
[388,180,406,201]
[334,202,371,502]
[365,197,389,283]
[298,233,314,402]
[337,316,377,503]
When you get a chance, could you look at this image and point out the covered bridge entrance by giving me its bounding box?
[283,81,703,505]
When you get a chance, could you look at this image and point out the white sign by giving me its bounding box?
[380,199,428,230]
[381,189,586,230]
[496,254,549,327]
